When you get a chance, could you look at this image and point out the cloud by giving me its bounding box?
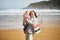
[0,0,50,9]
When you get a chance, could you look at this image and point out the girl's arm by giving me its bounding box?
[23,18,28,26]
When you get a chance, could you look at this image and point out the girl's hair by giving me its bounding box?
[29,10,37,18]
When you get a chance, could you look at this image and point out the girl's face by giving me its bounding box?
[25,11,29,15]
[30,12,35,18]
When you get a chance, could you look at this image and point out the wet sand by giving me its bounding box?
[0,21,60,40]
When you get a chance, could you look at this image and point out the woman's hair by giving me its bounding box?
[29,10,37,18]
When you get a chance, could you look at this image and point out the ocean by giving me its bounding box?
[0,9,60,30]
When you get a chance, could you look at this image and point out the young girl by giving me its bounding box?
[23,10,30,33]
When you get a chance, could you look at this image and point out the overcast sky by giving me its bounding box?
[0,0,49,9]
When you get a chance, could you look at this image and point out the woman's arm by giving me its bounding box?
[27,18,38,25]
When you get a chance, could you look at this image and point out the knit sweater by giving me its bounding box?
[27,17,41,33]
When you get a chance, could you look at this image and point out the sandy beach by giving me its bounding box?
[0,21,60,40]
[0,0,60,40]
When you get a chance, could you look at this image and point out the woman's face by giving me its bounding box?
[30,12,35,18]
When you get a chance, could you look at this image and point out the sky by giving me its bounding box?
[0,0,49,9]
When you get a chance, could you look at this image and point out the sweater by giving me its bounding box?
[27,17,41,33]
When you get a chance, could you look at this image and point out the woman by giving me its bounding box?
[23,10,40,40]
[26,10,40,40]
[27,10,40,34]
